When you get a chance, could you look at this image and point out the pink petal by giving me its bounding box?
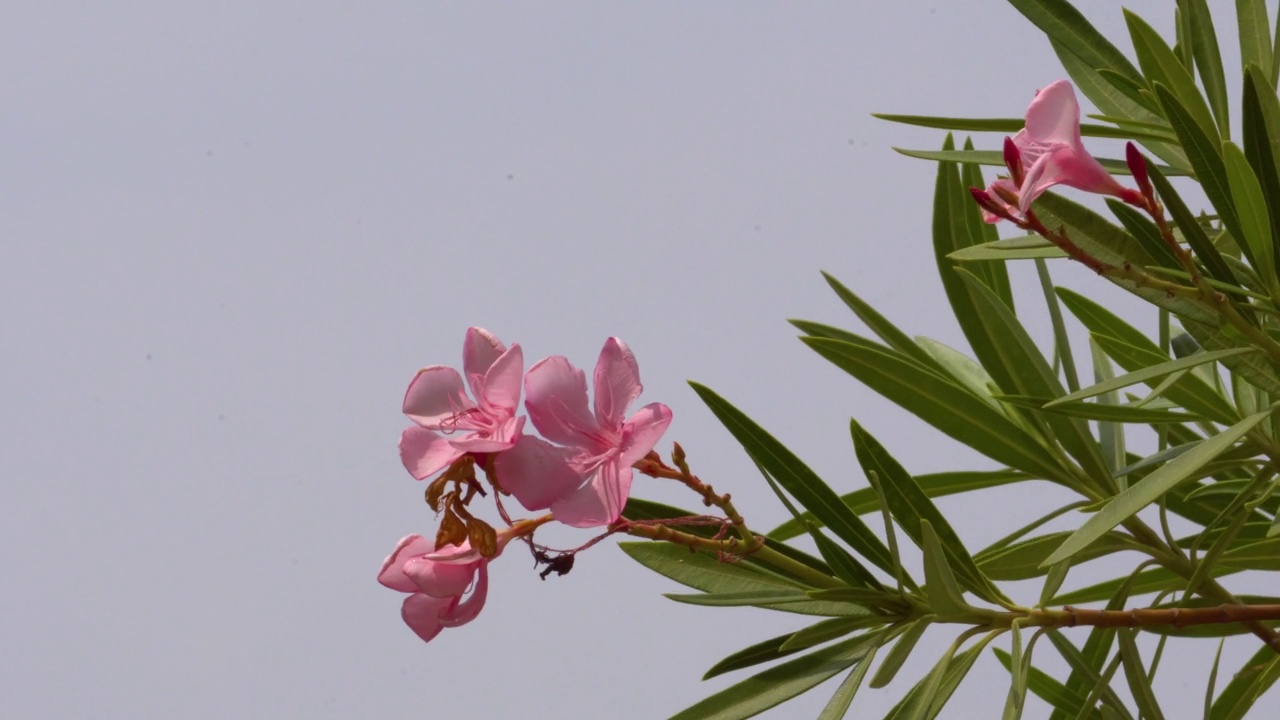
[593,337,643,429]
[1023,80,1080,145]
[551,460,631,528]
[449,415,526,453]
[440,563,489,628]
[378,534,435,592]
[401,593,450,643]
[493,434,586,511]
[524,355,602,448]
[476,344,523,415]
[462,327,507,381]
[399,425,464,480]
[618,402,674,467]
[404,554,479,598]
[403,366,475,427]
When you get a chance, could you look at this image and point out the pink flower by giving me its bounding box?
[399,327,526,480]
[377,530,514,643]
[1005,80,1142,214]
[496,338,672,528]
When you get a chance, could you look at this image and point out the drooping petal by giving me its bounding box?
[618,402,674,467]
[399,425,463,480]
[449,415,525,453]
[462,327,507,381]
[493,434,586,511]
[1022,80,1081,145]
[377,534,435,592]
[402,366,474,427]
[524,355,602,447]
[593,337,643,429]
[401,593,450,643]
[404,554,479,598]
[475,344,523,416]
[440,563,489,628]
[551,460,631,528]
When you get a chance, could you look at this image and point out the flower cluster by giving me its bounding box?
[972,80,1144,224]
[379,327,672,643]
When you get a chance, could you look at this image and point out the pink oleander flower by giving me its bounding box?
[378,530,514,643]
[496,338,673,528]
[399,327,526,480]
[981,80,1142,223]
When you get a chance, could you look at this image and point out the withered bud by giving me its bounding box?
[435,506,468,551]
[467,517,499,558]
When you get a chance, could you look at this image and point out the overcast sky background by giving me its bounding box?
[5,1,1276,718]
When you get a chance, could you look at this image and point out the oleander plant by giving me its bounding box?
[378,1,1280,717]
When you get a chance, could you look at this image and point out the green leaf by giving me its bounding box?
[817,642,880,720]
[897,147,1178,175]
[1117,630,1166,720]
[871,618,931,689]
[1047,347,1259,405]
[780,615,883,653]
[1238,0,1274,83]
[995,647,1095,718]
[959,145,1015,310]
[664,589,813,607]
[956,268,1112,490]
[702,632,807,680]
[1185,0,1230,138]
[1057,287,1238,424]
[872,113,1176,142]
[948,237,1067,262]
[1208,640,1280,720]
[689,383,897,576]
[977,531,1138,582]
[1224,140,1278,293]
[618,542,858,617]
[1046,628,1135,720]
[1002,624,1028,720]
[670,634,879,720]
[1043,408,1271,566]
[1105,199,1183,270]
[816,271,944,371]
[1000,394,1198,423]
[1146,96,1241,288]
[768,469,1029,540]
[1127,11,1220,142]
[851,420,1010,605]
[1006,0,1143,84]
[1050,565,1240,606]
[920,520,972,615]
[801,336,1070,483]
[1243,64,1280,291]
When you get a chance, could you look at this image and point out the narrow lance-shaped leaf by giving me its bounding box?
[852,419,1011,605]
[871,618,931,689]
[1241,64,1280,288]
[1238,0,1274,84]
[1117,630,1166,720]
[669,634,880,720]
[1185,0,1230,137]
[1043,408,1272,566]
[1223,140,1277,294]
[956,269,1110,493]
[921,520,972,616]
[1151,85,1246,281]
[816,271,944,371]
[690,383,896,575]
[1006,0,1144,83]
[1209,640,1280,720]
[1047,348,1259,406]
[1126,10,1220,142]
[872,113,1176,141]
[801,335,1071,483]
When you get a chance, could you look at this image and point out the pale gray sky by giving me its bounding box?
[4,1,1265,718]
